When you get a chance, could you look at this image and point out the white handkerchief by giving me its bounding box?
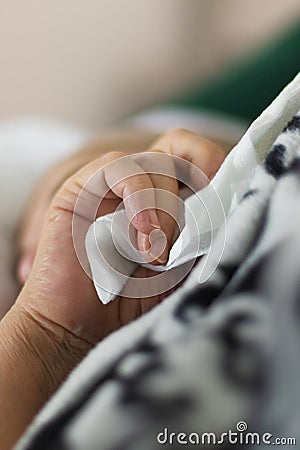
[86,183,225,304]
[86,72,300,304]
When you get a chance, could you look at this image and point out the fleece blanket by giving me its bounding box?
[15,74,300,450]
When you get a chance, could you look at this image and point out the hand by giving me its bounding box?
[17,128,225,343]
[0,128,225,449]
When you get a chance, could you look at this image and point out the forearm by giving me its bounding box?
[0,299,91,450]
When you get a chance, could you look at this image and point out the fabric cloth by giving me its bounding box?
[16,74,300,450]
[86,72,300,304]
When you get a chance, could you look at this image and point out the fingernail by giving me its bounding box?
[150,223,161,229]
[149,209,161,230]
[149,253,168,264]
[139,232,150,252]
[148,229,168,264]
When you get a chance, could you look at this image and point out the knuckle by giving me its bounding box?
[167,127,192,139]
[121,174,151,198]
[102,150,126,162]
[128,174,151,191]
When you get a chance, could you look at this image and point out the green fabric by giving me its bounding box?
[168,21,300,123]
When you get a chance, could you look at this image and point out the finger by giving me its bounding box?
[17,150,103,283]
[66,151,175,264]
[53,152,155,227]
[134,151,179,265]
[150,128,225,190]
[102,153,161,235]
[53,152,162,253]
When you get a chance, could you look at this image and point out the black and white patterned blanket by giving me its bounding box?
[16,81,300,450]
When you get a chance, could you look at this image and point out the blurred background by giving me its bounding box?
[0,0,299,320]
[0,0,299,130]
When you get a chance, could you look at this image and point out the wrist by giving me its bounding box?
[8,301,92,393]
[0,301,92,448]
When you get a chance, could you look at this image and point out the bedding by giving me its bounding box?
[15,74,300,450]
